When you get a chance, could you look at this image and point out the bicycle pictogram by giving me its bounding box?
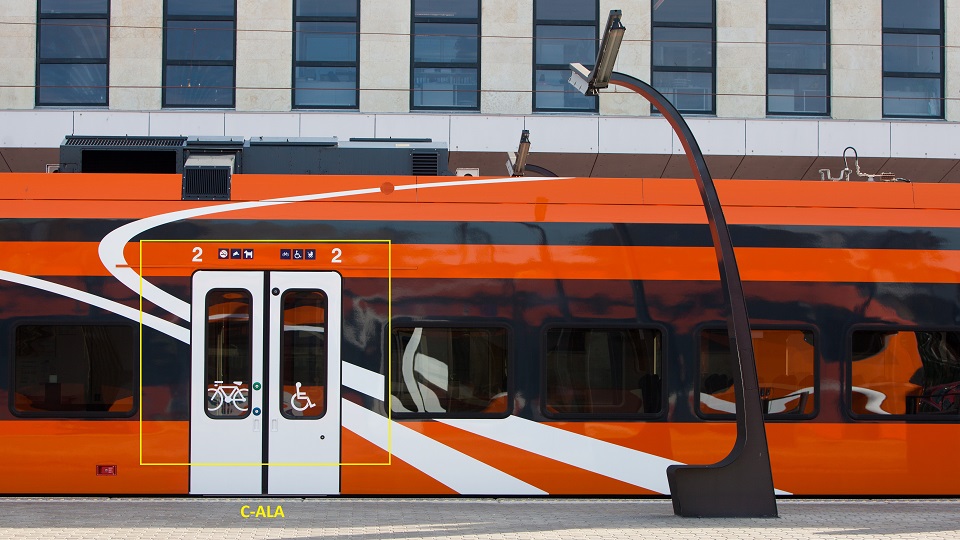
[290,381,317,412]
[207,380,249,412]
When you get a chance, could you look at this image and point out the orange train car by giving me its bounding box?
[1,171,959,496]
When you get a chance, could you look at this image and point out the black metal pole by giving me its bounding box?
[609,72,777,518]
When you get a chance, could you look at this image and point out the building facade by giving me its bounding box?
[1,0,958,181]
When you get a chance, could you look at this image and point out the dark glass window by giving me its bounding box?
[882,0,943,118]
[163,0,236,108]
[533,1,597,112]
[204,290,252,418]
[293,0,359,109]
[280,291,328,419]
[767,0,828,116]
[850,330,960,417]
[699,329,815,417]
[545,328,662,416]
[13,325,135,416]
[36,0,109,106]
[390,327,508,416]
[411,0,479,110]
[652,0,714,114]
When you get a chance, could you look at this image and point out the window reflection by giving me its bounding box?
[13,325,135,415]
[767,0,828,115]
[411,0,479,110]
[882,0,943,118]
[204,290,252,418]
[699,329,815,417]
[293,1,359,109]
[163,0,236,108]
[851,330,960,416]
[545,328,662,416]
[280,291,327,419]
[533,1,597,112]
[36,1,108,106]
[651,0,714,114]
[391,327,508,416]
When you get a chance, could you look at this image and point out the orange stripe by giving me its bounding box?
[403,421,652,495]
[4,241,960,284]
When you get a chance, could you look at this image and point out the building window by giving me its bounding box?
[390,326,509,416]
[533,0,597,112]
[850,330,960,417]
[699,329,815,418]
[162,0,236,108]
[882,0,943,118]
[545,328,662,416]
[651,0,714,114]
[36,0,109,106]
[13,324,136,416]
[411,0,480,110]
[293,0,359,109]
[767,0,829,116]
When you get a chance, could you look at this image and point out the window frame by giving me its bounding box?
[881,0,944,119]
[161,0,237,109]
[650,0,716,115]
[765,0,830,117]
[540,322,666,421]
[695,324,819,421]
[291,0,360,110]
[532,0,599,113]
[35,0,110,107]
[386,320,512,420]
[409,0,481,112]
[10,320,138,419]
[846,325,960,422]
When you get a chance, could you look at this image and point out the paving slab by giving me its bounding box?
[0,498,958,540]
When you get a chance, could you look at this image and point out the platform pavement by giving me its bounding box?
[0,498,958,540]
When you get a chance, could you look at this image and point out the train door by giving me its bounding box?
[189,270,342,495]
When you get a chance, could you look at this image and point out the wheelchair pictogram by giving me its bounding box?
[290,382,317,412]
[207,380,249,412]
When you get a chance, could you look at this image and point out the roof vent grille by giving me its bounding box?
[411,152,439,176]
[182,155,234,200]
[64,136,186,148]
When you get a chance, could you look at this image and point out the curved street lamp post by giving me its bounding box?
[568,10,778,518]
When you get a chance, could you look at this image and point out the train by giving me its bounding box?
[1,167,959,496]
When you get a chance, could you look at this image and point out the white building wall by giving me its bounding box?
[359,0,410,112]
[600,0,649,116]
[481,0,532,114]
[110,0,162,110]
[0,0,37,110]
[236,0,292,111]
[831,0,882,119]
[716,0,765,118]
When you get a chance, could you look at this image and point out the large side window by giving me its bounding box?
[293,0,359,109]
[545,328,662,416]
[13,324,135,416]
[699,329,815,417]
[390,326,508,416]
[766,0,829,116]
[533,0,597,112]
[411,0,480,110]
[882,0,943,118]
[850,330,960,417]
[651,0,714,114]
[36,0,109,106]
[162,0,237,108]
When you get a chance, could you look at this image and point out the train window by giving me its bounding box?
[545,328,662,416]
[390,327,508,416]
[850,330,960,417]
[280,290,327,419]
[699,329,815,418]
[13,324,135,416]
[204,290,252,419]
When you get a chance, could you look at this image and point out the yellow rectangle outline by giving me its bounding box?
[137,238,393,467]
